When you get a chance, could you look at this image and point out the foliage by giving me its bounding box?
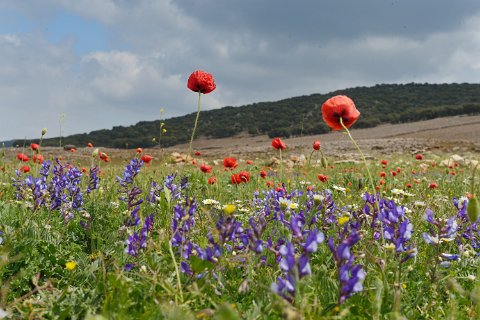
[1,144,479,318]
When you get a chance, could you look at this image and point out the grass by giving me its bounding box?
[0,144,479,319]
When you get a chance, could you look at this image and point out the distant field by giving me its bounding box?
[166,114,480,158]
[3,115,479,165]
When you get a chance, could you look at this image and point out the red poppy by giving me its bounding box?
[81,167,87,173]
[231,174,242,184]
[223,157,238,169]
[20,165,30,173]
[313,140,321,151]
[208,176,217,185]
[16,153,29,162]
[429,182,438,189]
[317,174,328,182]
[271,137,286,150]
[266,181,274,188]
[195,151,202,156]
[379,179,386,185]
[415,154,424,160]
[187,70,216,94]
[246,160,253,165]
[200,164,212,173]
[380,171,386,178]
[141,155,153,164]
[30,143,39,151]
[33,154,44,164]
[396,167,401,173]
[260,170,267,178]
[380,159,388,165]
[136,148,143,154]
[87,142,94,148]
[191,159,197,165]
[406,183,413,188]
[321,95,360,131]
[99,152,110,162]
[70,148,77,153]
[238,171,250,183]
[390,170,397,177]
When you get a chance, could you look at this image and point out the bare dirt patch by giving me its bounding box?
[165,114,480,160]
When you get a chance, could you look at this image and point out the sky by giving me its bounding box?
[1,0,480,141]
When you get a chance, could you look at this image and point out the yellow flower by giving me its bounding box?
[223,204,236,215]
[338,216,350,226]
[65,261,77,271]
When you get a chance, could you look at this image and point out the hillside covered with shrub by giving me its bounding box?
[19,83,480,148]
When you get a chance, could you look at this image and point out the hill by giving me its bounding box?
[17,83,480,148]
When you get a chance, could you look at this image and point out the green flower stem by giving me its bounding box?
[187,92,202,161]
[180,92,202,177]
[339,118,376,197]
[168,239,184,303]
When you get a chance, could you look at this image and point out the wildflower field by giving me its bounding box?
[0,72,479,319]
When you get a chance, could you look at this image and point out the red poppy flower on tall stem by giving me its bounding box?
[187,70,216,94]
[184,70,216,177]
[30,143,39,151]
[271,137,286,150]
[313,140,321,151]
[321,95,360,131]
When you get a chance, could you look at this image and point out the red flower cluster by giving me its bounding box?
[321,95,360,131]
[187,70,216,94]
[271,137,286,150]
[231,171,250,184]
[223,157,238,169]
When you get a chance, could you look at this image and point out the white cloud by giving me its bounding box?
[1,2,480,141]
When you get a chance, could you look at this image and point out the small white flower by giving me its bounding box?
[202,199,219,205]
[289,202,299,210]
[332,185,346,193]
[391,188,404,196]
[414,201,426,207]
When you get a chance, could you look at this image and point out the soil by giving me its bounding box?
[165,114,480,160]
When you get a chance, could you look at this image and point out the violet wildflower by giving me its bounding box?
[118,158,144,227]
[328,231,365,304]
[86,165,99,194]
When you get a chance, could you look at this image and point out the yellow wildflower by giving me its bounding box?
[65,261,77,271]
[223,204,236,215]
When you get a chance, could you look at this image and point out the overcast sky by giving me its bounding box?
[1,0,480,141]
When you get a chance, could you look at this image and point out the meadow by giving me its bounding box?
[0,72,479,319]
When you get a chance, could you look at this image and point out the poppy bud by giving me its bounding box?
[467,197,480,223]
[41,128,47,136]
[321,156,328,169]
